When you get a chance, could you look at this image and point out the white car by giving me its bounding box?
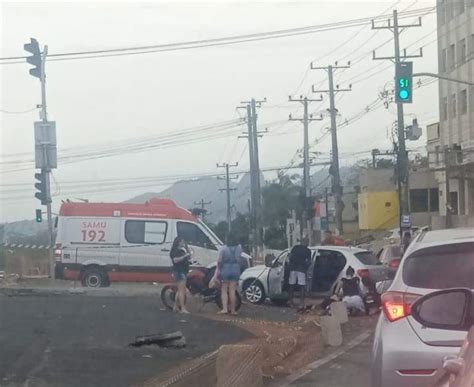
[239,245,387,304]
[371,228,474,387]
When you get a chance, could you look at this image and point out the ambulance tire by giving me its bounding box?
[81,266,107,288]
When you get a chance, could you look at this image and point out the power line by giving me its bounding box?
[0,107,38,114]
[0,7,435,65]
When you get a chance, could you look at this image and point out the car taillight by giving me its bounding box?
[388,259,401,269]
[357,269,369,278]
[54,243,62,262]
[382,291,420,322]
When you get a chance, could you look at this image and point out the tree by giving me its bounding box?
[261,172,303,249]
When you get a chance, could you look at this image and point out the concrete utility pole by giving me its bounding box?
[372,9,423,226]
[217,163,238,234]
[193,199,212,222]
[288,95,323,243]
[238,98,266,259]
[311,63,351,235]
[444,147,452,229]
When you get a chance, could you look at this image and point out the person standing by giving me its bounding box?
[215,233,242,315]
[170,237,192,314]
[288,236,312,308]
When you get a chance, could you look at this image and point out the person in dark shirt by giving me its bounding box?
[288,237,312,308]
[334,266,365,314]
[170,236,192,313]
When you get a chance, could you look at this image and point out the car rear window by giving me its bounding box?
[354,251,378,265]
[403,242,474,289]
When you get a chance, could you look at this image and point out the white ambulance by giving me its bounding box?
[54,198,252,287]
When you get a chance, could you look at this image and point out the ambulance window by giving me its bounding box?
[125,220,167,244]
[177,222,217,250]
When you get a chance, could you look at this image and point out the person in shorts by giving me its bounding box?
[215,233,242,315]
[170,236,192,314]
[288,237,311,308]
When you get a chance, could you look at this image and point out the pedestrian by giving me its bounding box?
[170,236,192,314]
[401,230,412,254]
[288,236,312,308]
[322,230,345,246]
[334,266,366,315]
[214,233,242,315]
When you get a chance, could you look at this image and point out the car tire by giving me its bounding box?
[81,267,106,288]
[243,279,266,304]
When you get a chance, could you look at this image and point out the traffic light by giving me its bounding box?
[24,38,42,79]
[395,61,413,103]
[34,171,48,205]
[35,209,42,223]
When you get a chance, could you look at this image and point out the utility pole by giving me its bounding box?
[444,147,452,229]
[193,199,212,222]
[372,10,423,228]
[217,163,239,234]
[311,62,351,235]
[238,98,266,259]
[288,95,323,243]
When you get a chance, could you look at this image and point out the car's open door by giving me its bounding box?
[267,251,287,297]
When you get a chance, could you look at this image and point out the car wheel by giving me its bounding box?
[243,280,265,304]
[81,267,106,288]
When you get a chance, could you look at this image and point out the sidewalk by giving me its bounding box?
[280,314,378,386]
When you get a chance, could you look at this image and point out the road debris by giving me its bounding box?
[129,331,186,348]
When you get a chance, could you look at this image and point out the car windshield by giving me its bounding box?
[354,251,379,266]
[403,243,474,289]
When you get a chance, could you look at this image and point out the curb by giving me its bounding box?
[0,286,160,297]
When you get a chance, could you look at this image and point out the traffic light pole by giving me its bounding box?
[372,9,422,235]
[41,46,54,277]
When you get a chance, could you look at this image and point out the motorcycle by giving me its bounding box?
[160,264,242,312]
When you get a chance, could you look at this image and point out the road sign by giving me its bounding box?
[34,121,57,169]
[401,214,412,228]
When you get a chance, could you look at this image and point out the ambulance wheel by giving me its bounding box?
[81,267,107,288]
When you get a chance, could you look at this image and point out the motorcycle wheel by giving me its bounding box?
[215,290,242,311]
[161,285,177,310]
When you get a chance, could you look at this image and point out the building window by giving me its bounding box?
[470,86,474,112]
[439,0,446,24]
[435,145,440,165]
[458,0,465,13]
[449,43,456,70]
[410,189,429,212]
[470,34,474,58]
[442,96,448,120]
[429,188,440,212]
[125,220,167,244]
[460,89,468,114]
[458,38,466,64]
[447,0,454,19]
[441,48,447,72]
[452,93,457,117]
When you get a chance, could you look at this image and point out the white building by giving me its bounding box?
[428,0,474,227]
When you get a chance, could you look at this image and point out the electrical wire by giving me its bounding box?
[0,7,435,65]
[0,107,38,114]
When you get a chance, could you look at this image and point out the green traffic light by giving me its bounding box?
[35,209,42,223]
[399,89,410,100]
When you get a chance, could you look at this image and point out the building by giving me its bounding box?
[358,168,439,230]
[429,0,474,227]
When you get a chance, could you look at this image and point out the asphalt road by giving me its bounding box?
[0,294,251,387]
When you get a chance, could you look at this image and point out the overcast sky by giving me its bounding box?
[0,0,438,223]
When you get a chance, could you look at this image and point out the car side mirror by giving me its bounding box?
[411,288,473,331]
[265,254,275,268]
